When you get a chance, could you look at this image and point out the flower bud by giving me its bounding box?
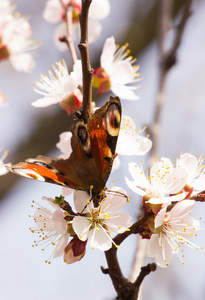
[64,235,87,264]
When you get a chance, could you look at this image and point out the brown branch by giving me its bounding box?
[134,263,157,288]
[102,215,149,300]
[190,192,205,202]
[78,0,93,122]
[58,3,78,65]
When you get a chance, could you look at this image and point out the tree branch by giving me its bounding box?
[59,4,78,65]
[190,191,205,202]
[78,0,93,122]
[102,215,148,299]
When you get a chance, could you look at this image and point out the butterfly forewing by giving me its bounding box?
[10,96,122,193]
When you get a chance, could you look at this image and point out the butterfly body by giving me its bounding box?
[10,96,121,194]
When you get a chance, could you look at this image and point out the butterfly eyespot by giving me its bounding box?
[106,103,121,137]
[78,125,88,144]
[78,125,91,154]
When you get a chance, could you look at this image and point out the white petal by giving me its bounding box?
[155,207,166,228]
[165,168,188,194]
[110,61,135,84]
[10,53,35,73]
[54,234,69,258]
[62,187,73,196]
[163,192,187,203]
[71,60,82,86]
[177,153,198,180]
[150,159,173,185]
[106,213,132,233]
[102,187,127,212]
[88,227,112,251]
[100,36,116,70]
[72,216,90,241]
[52,210,67,234]
[192,174,205,191]
[0,162,11,175]
[128,162,148,188]
[43,0,62,23]
[89,0,110,19]
[53,22,68,52]
[117,135,152,156]
[111,155,120,172]
[111,83,139,100]
[155,235,173,268]
[147,233,159,257]
[56,131,72,158]
[169,200,195,219]
[125,177,146,196]
[74,190,91,213]
[31,96,61,107]
[88,19,101,44]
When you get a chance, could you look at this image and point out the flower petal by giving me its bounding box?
[89,0,110,19]
[106,213,132,233]
[43,0,62,23]
[128,162,148,188]
[154,207,166,228]
[74,191,91,213]
[72,216,91,241]
[125,177,146,196]
[88,227,112,251]
[102,187,127,212]
[165,167,188,194]
[169,200,195,219]
[54,234,69,258]
[56,131,72,158]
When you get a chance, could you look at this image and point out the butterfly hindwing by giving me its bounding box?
[10,96,121,193]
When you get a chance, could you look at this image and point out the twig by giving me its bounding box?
[78,0,93,122]
[65,5,78,64]
[190,192,205,202]
[134,263,156,288]
[58,3,78,65]
[103,216,148,300]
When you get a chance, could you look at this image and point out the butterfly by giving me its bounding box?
[10,96,122,196]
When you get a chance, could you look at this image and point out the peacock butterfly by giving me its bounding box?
[10,96,121,196]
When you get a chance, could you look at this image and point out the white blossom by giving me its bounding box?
[0,14,39,72]
[72,187,132,251]
[147,200,201,267]
[93,36,141,100]
[43,0,110,51]
[29,197,70,263]
[126,158,188,204]
[32,59,82,114]
[116,115,152,156]
[176,153,205,195]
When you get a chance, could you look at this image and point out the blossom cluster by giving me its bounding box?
[30,188,132,264]
[2,0,204,275]
[126,152,205,267]
[0,0,39,73]
[43,0,110,51]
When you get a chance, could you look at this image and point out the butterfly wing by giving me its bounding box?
[10,96,121,193]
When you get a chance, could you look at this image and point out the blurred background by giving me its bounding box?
[1,0,205,299]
